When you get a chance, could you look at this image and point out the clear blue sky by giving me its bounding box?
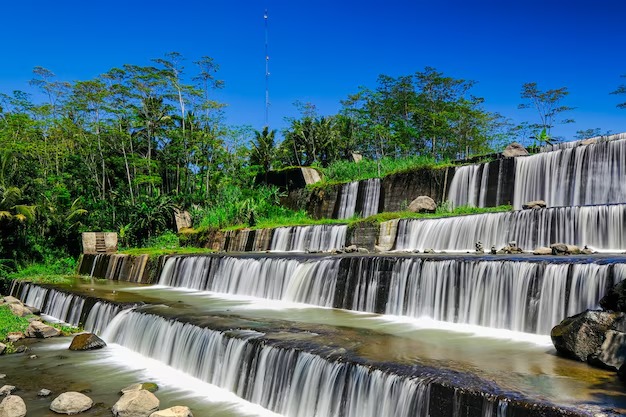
[2,0,625,140]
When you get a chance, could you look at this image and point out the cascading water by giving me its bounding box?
[337,181,359,219]
[393,203,626,252]
[513,138,626,209]
[448,164,490,209]
[384,259,623,334]
[159,255,341,306]
[360,178,381,217]
[540,132,626,152]
[102,309,435,417]
[270,225,347,252]
[158,254,626,335]
[84,301,125,335]
[17,283,85,326]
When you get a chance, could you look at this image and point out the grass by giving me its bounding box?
[0,304,31,341]
[316,155,454,185]
[351,205,514,225]
[119,246,213,257]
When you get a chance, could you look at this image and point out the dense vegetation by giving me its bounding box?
[0,52,621,279]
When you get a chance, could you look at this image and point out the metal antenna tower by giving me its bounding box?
[264,9,270,127]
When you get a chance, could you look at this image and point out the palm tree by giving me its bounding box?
[250,126,276,180]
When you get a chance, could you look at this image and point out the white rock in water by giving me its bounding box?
[0,395,27,417]
[112,389,159,417]
[49,391,93,414]
[149,406,194,417]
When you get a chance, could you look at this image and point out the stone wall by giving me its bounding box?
[78,253,163,284]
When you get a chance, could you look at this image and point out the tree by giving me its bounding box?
[518,82,575,141]
[250,126,276,179]
[611,75,626,109]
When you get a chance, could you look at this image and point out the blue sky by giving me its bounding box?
[2,0,625,140]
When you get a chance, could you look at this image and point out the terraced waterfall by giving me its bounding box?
[9,135,626,417]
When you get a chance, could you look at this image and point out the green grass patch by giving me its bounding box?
[0,304,31,340]
[119,246,213,257]
[8,274,75,285]
[351,205,513,225]
[317,155,454,185]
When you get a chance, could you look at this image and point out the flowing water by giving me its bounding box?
[336,179,381,219]
[270,225,347,252]
[393,203,626,252]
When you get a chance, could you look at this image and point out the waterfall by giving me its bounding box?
[393,203,626,252]
[102,309,434,417]
[84,301,124,335]
[386,259,621,334]
[158,254,625,335]
[513,138,626,209]
[337,182,359,219]
[448,164,490,208]
[540,132,626,152]
[159,255,341,306]
[270,225,347,252]
[17,283,85,326]
[360,178,381,217]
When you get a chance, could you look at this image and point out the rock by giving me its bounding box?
[2,297,22,305]
[25,321,61,339]
[69,333,106,351]
[38,389,52,397]
[619,362,626,382]
[522,200,546,210]
[589,330,626,370]
[499,245,524,254]
[0,343,5,356]
[25,306,41,315]
[0,375,5,379]
[551,310,624,362]
[423,249,435,254]
[0,395,26,417]
[13,346,26,354]
[407,196,437,213]
[581,245,595,255]
[550,243,570,255]
[28,355,37,360]
[113,390,159,417]
[533,247,552,255]
[508,240,518,248]
[149,406,194,417]
[600,280,626,312]
[120,383,158,395]
[0,386,16,395]
[7,304,31,318]
[50,391,93,414]
[344,245,358,253]
[356,247,369,254]
[566,245,582,255]
[502,142,529,158]
[6,333,23,343]
[374,245,385,253]
[475,241,484,253]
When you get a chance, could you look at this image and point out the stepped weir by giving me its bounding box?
[8,134,626,417]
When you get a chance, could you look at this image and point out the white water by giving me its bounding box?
[158,255,626,335]
[513,138,626,209]
[270,225,347,252]
[540,132,626,152]
[394,203,626,252]
[337,181,359,219]
[360,178,381,217]
[102,309,436,417]
[84,301,125,335]
[448,164,490,209]
[18,283,85,326]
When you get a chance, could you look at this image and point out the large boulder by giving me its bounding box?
[7,304,31,318]
[49,391,93,414]
[5,333,23,343]
[522,200,546,210]
[600,279,626,312]
[25,321,61,338]
[550,243,581,255]
[112,390,159,417]
[589,330,626,370]
[551,310,624,362]
[533,246,552,255]
[2,296,22,305]
[149,406,193,417]
[0,395,26,417]
[407,196,436,213]
[69,333,106,351]
[502,142,529,158]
